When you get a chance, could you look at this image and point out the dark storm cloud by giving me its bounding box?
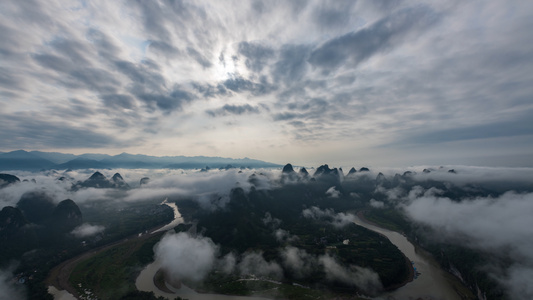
[33,54,73,73]
[69,68,119,93]
[191,82,228,98]
[369,0,402,12]
[187,47,212,68]
[0,67,24,91]
[6,0,51,27]
[0,23,22,59]
[113,60,165,90]
[0,0,531,165]
[50,39,92,65]
[132,0,171,40]
[273,44,311,84]
[133,0,211,47]
[86,29,121,59]
[50,98,97,119]
[134,87,195,113]
[148,40,181,57]
[206,104,260,117]
[402,113,533,145]
[222,76,275,96]
[287,97,328,111]
[272,96,335,124]
[311,1,354,30]
[0,112,128,149]
[309,6,439,73]
[223,77,254,92]
[100,94,135,110]
[32,50,120,94]
[273,112,301,121]
[238,41,275,72]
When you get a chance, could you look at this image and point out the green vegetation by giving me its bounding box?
[193,272,358,300]
[8,166,516,299]
[0,198,173,300]
[65,179,410,299]
[419,234,508,300]
[193,184,409,296]
[119,290,187,300]
[364,208,505,299]
[363,209,411,233]
[81,201,174,245]
[69,233,164,300]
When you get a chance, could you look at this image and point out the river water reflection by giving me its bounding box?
[139,205,466,300]
[49,198,468,300]
[353,216,463,300]
[152,200,184,234]
[136,202,270,300]
[136,260,271,300]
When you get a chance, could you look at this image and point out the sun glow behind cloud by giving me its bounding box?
[0,0,532,167]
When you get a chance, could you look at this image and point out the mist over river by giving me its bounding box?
[353,216,466,300]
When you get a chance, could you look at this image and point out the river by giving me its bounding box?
[136,201,270,300]
[353,215,467,300]
[50,201,469,300]
[136,260,270,300]
[48,200,183,300]
[138,206,469,300]
[151,199,184,233]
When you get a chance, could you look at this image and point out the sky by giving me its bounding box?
[1,0,532,167]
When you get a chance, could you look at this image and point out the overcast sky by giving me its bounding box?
[1,0,532,167]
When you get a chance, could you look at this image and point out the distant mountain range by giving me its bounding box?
[0,150,282,171]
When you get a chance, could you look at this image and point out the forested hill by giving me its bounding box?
[0,150,281,170]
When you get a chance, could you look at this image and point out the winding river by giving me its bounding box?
[353,215,466,300]
[151,199,184,233]
[135,201,270,300]
[138,208,469,300]
[50,201,469,300]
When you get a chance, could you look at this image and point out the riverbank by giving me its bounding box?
[354,212,475,300]
[356,211,414,291]
[45,226,166,298]
[46,201,179,299]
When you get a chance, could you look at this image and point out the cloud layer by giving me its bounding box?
[0,168,274,210]
[154,232,382,294]
[155,232,218,282]
[404,190,533,299]
[71,223,105,238]
[1,1,532,166]
[0,265,25,300]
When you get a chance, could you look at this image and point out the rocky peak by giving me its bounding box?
[112,173,124,182]
[17,191,56,225]
[282,163,296,174]
[50,199,82,231]
[347,167,357,176]
[53,199,82,219]
[82,171,114,188]
[112,173,129,188]
[89,171,106,180]
[0,173,20,188]
[376,172,386,181]
[140,177,150,186]
[0,206,27,232]
[314,164,332,176]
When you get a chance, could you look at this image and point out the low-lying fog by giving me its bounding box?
[1,165,532,299]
